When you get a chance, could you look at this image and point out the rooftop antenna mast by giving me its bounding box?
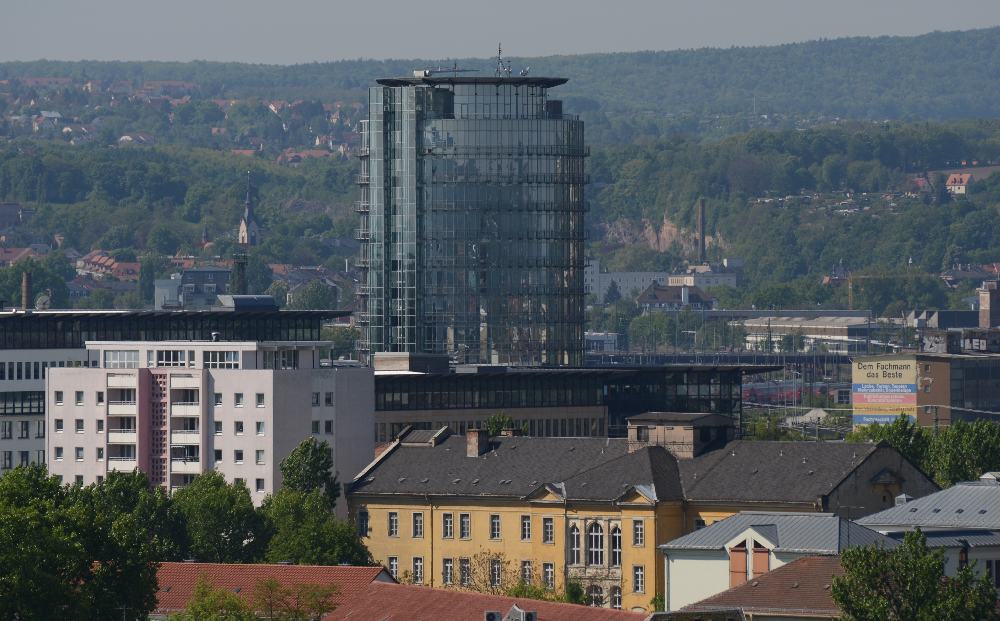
[495,42,512,78]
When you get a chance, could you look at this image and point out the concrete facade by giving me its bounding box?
[46,340,373,513]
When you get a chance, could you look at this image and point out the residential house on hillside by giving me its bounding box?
[637,283,715,312]
[0,246,40,267]
[348,426,937,613]
[946,173,973,195]
[660,511,894,610]
[859,473,1000,584]
[666,555,845,621]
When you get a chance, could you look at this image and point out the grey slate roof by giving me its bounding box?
[679,441,879,504]
[351,433,631,499]
[912,530,1000,549]
[858,481,1000,530]
[660,511,895,553]
[559,445,684,502]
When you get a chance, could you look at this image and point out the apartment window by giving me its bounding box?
[35,450,44,464]
[234,450,244,464]
[234,393,244,407]
[489,514,502,540]
[633,519,645,546]
[255,450,265,465]
[255,393,265,408]
[442,513,454,538]
[388,557,398,579]
[214,449,222,463]
[96,392,104,405]
[213,393,223,406]
[155,349,190,367]
[490,558,502,587]
[96,447,104,460]
[520,515,531,541]
[75,475,84,486]
[388,511,399,537]
[460,513,471,539]
[95,420,102,433]
[636,426,650,442]
[214,421,222,435]
[324,420,332,434]
[255,478,265,493]
[633,566,645,593]
[311,421,320,434]
[255,421,265,435]
[234,477,245,488]
[442,558,454,585]
[234,421,244,435]
[55,446,63,460]
[0,421,9,439]
[104,350,139,368]
[459,558,471,586]
[412,512,424,538]
[520,561,532,585]
[611,526,622,567]
[311,392,320,406]
[611,586,622,609]
[74,419,84,433]
[74,391,84,406]
[54,418,63,432]
[324,392,333,406]
[357,510,369,536]
[412,557,423,584]
[203,351,239,369]
[55,391,63,405]
[36,420,45,438]
[18,421,28,439]
[1,451,10,469]
[74,447,83,461]
[588,523,605,565]
[570,525,581,564]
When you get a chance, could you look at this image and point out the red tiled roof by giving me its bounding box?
[682,555,843,618]
[154,562,392,616]
[326,582,646,621]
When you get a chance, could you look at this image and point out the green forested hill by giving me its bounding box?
[4,27,1000,130]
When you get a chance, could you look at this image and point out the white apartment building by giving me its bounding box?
[0,347,97,472]
[46,340,373,514]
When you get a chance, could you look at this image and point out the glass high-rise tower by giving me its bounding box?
[357,74,586,366]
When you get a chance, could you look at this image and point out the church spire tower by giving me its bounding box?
[238,170,259,247]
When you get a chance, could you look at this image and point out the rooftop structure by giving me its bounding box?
[859,476,1000,531]
[357,71,586,366]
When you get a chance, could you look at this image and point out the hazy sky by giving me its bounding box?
[2,0,1000,64]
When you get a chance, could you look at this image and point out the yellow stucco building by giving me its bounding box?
[347,416,938,614]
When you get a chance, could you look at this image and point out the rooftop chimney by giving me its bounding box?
[466,428,489,457]
[21,271,31,310]
[697,197,706,263]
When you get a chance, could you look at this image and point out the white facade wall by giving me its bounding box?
[47,341,373,512]
[0,348,96,473]
[664,548,804,611]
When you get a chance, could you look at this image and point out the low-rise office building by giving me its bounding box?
[737,316,874,354]
[373,356,765,441]
[851,352,1000,428]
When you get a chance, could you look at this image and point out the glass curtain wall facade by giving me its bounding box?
[358,76,586,366]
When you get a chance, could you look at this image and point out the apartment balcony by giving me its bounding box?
[107,429,137,444]
[355,229,370,242]
[108,401,137,416]
[106,374,136,389]
[355,200,370,213]
[170,402,200,417]
[170,458,201,474]
[170,430,201,445]
[170,375,201,390]
[108,457,137,472]
[356,174,370,185]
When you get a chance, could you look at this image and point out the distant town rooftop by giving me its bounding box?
[376,75,568,88]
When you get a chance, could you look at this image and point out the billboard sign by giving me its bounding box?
[851,357,917,425]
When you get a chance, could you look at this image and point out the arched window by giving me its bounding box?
[570,525,581,565]
[610,586,622,609]
[610,526,622,567]
[587,584,604,607]
[587,522,605,565]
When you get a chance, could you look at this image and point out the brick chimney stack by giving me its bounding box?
[21,271,30,310]
[466,428,489,457]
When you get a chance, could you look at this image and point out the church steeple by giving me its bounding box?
[238,170,259,247]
